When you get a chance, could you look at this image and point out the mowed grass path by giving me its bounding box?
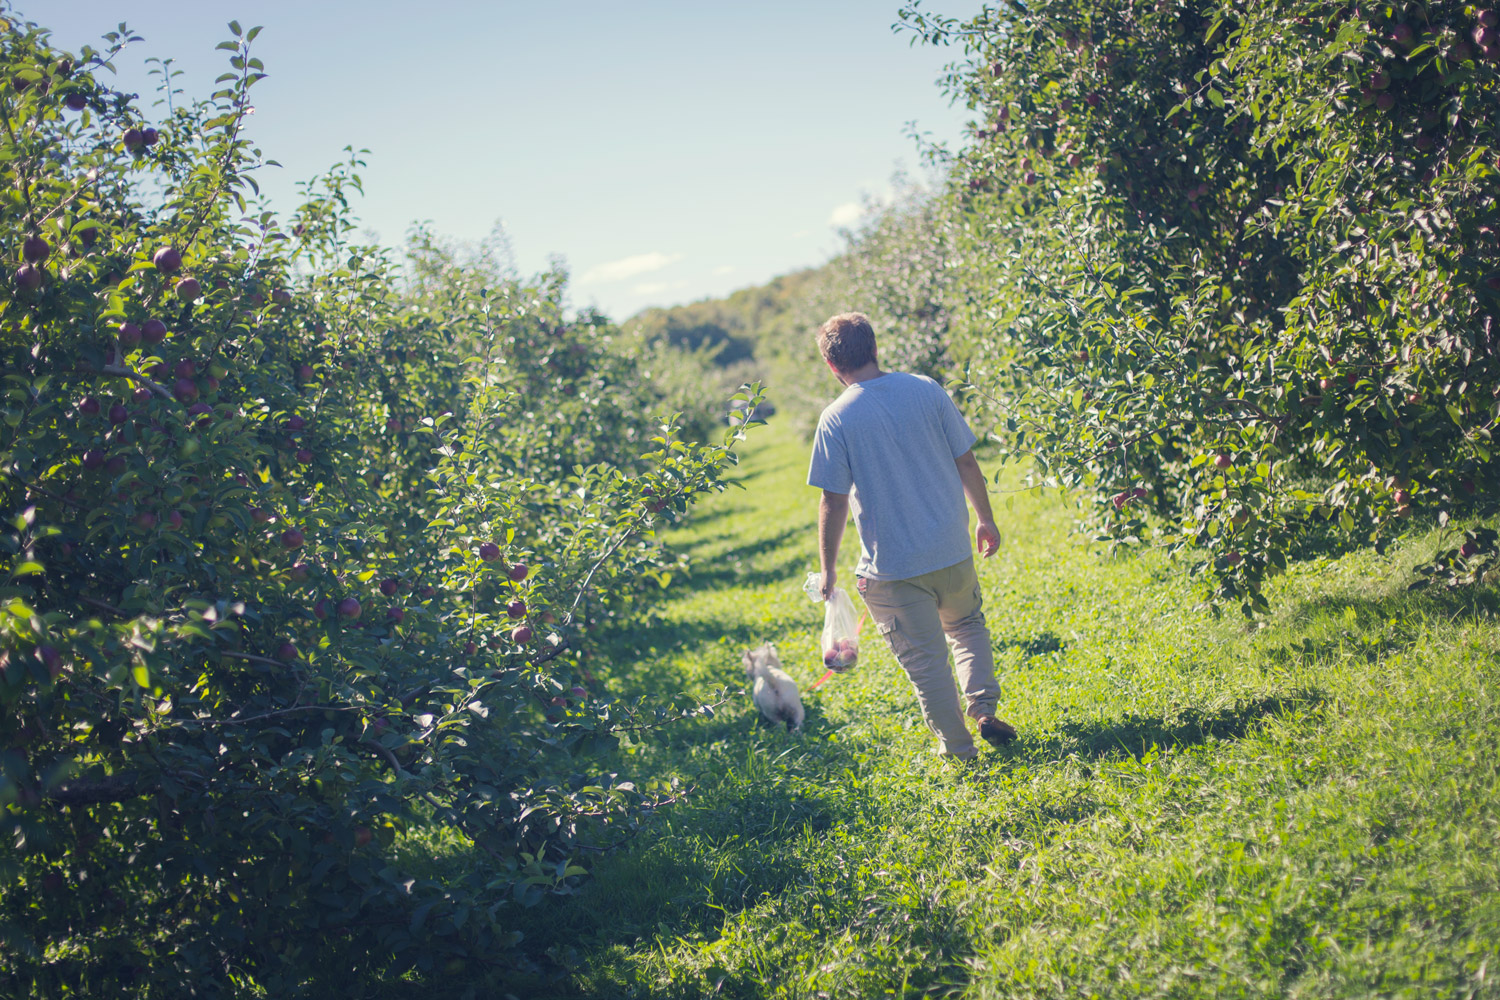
[526,419,1500,999]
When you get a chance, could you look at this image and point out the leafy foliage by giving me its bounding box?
[0,14,761,996]
[895,0,1500,612]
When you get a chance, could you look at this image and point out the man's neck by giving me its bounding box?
[838,364,884,386]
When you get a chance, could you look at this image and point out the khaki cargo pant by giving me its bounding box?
[858,557,999,760]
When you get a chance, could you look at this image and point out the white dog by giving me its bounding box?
[742,643,804,731]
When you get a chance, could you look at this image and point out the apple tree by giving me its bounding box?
[0,14,762,996]
[896,0,1500,612]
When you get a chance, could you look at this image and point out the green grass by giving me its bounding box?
[511,420,1500,999]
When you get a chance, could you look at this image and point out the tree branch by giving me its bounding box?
[101,364,173,399]
[44,771,156,806]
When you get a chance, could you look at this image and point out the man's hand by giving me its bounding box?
[955,451,1000,558]
[820,568,837,601]
[976,520,1001,558]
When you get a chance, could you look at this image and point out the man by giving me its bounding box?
[807,312,1016,760]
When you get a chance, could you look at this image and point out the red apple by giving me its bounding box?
[380,578,398,597]
[1318,378,1335,392]
[1393,489,1411,506]
[37,644,62,679]
[463,641,477,656]
[507,599,526,619]
[117,321,141,347]
[285,415,306,431]
[1375,92,1395,112]
[295,363,315,382]
[175,276,201,301]
[271,288,291,306]
[511,624,533,644]
[313,599,331,620]
[280,528,304,549]
[78,396,100,416]
[108,403,128,424]
[81,449,105,470]
[132,387,151,404]
[338,597,362,620]
[508,562,529,582]
[22,234,49,263]
[1213,453,1232,470]
[386,606,405,624]
[15,263,42,291]
[295,448,313,464]
[165,509,183,531]
[479,542,500,562]
[142,127,159,145]
[172,378,198,402]
[1226,550,1242,566]
[134,511,157,530]
[141,318,168,344]
[276,642,298,662]
[288,563,310,582]
[152,246,181,272]
[173,359,196,380]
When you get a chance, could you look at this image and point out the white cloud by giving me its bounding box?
[828,202,862,227]
[579,251,682,284]
[631,279,689,297]
[711,265,735,276]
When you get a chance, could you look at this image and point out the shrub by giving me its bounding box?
[0,16,761,995]
[898,0,1500,612]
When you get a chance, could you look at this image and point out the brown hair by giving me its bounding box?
[817,312,877,373]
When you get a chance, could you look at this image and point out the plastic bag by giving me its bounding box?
[803,572,861,671]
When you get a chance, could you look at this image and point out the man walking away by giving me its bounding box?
[806,312,1016,760]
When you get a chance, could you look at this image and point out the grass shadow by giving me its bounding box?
[1019,689,1329,762]
[515,721,883,996]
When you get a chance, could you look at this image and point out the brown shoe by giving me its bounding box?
[977,716,1017,748]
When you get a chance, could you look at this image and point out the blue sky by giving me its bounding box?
[40,2,979,320]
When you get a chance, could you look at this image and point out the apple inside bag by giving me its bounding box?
[820,587,861,671]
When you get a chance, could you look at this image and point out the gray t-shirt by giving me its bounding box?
[807,372,977,581]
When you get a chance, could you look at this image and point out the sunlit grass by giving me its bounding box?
[496,419,1500,999]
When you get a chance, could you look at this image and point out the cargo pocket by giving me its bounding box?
[876,616,915,661]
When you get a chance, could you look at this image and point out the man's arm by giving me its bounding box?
[954,450,1000,558]
[818,489,850,599]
